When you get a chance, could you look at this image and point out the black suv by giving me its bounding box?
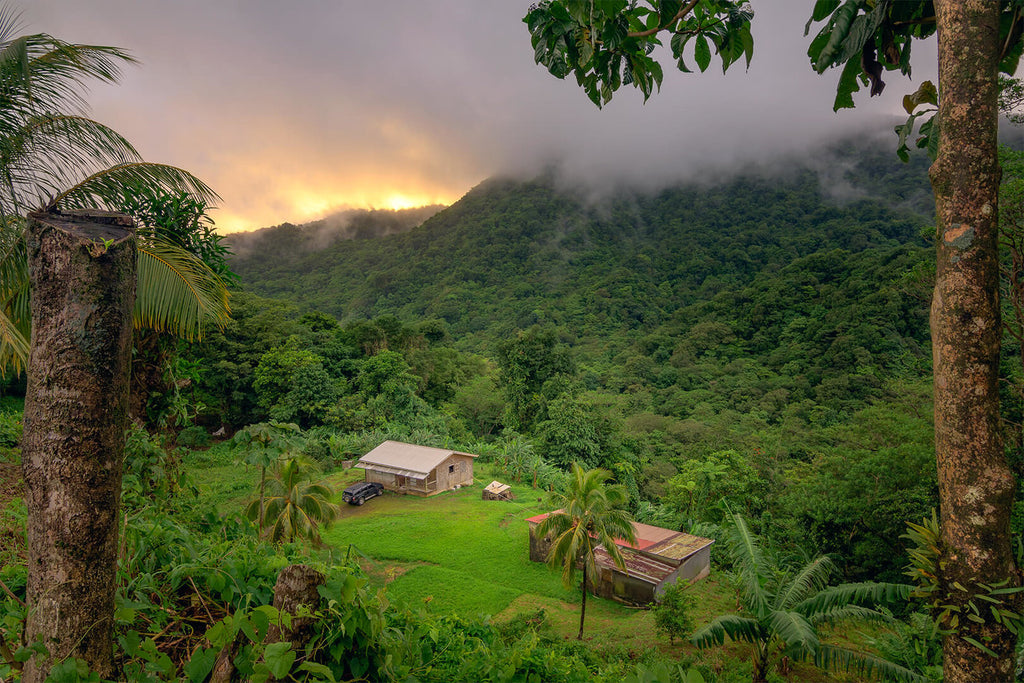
[342,481,384,506]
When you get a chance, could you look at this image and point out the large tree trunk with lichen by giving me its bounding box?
[20,210,136,683]
[266,564,326,654]
[931,2,1020,680]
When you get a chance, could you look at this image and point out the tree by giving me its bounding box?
[0,12,228,681]
[691,515,915,683]
[245,457,339,545]
[121,186,236,422]
[651,580,696,645]
[0,11,228,376]
[20,210,136,682]
[496,325,576,431]
[536,463,636,639]
[231,421,304,537]
[253,339,339,427]
[524,2,1024,678]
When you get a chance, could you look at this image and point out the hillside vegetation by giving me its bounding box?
[203,141,940,587]
[0,141,954,682]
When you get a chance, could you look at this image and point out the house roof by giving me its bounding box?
[527,512,713,563]
[594,545,679,585]
[356,440,477,478]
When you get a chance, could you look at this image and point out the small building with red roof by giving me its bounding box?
[526,513,714,606]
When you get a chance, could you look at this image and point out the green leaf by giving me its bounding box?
[814,0,861,71]
[811,0,842,24]
[832,56,862,110]
[184,647,219,683]
[962,635,999,658]
[694,35,711,72]
[903,80,937,114]
[263,641,296,679]
[298,662,337,682]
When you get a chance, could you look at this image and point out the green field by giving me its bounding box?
[187,459,891,681]
[322,470,575,617]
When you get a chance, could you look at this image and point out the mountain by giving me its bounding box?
[224,204,445,262]
[228,142,934,357]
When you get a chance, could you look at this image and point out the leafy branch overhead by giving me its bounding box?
[524,0,754,107]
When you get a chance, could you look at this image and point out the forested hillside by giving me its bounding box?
[212,141,939,584]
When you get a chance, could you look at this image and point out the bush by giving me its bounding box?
[176,424,211,448]
[0,409,22,450]
[652,580,696,645]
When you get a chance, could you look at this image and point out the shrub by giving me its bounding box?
[652,580,696,645]
[176,424,211,448]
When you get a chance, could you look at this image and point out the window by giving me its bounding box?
[449,464,455,474]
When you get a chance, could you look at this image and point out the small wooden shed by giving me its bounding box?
[482,481,514,501]
[356,440,477,497]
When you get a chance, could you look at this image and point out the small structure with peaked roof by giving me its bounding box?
[526,513,714,606]
[482,480,514,501]
[356,440,477,497]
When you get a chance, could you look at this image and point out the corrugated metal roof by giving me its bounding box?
[356,440,478,476]
[646,532,715,560]
[594,546,678,585]
[526,511,713,562]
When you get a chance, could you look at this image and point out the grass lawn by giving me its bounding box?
[321,467,577,618]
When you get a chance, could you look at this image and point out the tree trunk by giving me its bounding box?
[931,3,1019,680]
[20,210,136,682]
[266,564,326,655]
[577,563,588,640]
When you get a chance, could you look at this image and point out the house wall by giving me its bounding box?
[364,469,434,496]
[593,566,656,606]
[433,454,475,492]
[527,522,553,562]
[675,545,712,583]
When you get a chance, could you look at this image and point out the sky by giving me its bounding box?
[26,1,936,234]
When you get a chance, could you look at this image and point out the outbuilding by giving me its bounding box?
[356,440,477,497]
[526,514,714,606]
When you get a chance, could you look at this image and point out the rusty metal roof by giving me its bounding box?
[526,512,713,563]
[356,440,478,476]
[594,546,678,585]
[645,532,715,561]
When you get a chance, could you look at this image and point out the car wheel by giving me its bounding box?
[357,496,365,505]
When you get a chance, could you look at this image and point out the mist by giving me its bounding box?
[25,1,938,232]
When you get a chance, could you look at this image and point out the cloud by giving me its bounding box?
[24,1,937,232]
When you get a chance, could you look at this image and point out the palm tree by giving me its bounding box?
[691,514,918,683]
[0,8,228,373]
[536,462,636,640]
[232,421,304,536]
[246,457,339,545]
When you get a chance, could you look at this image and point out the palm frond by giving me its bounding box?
[764,610,818,656]
[53,162,219,212]
[0,114,142,214]
[0,306,28,375]
[691,614,763,648]
[135,237,230,341]
[774,555,835,610]
[0,215,29,374]
[813,643,926,682]
[794,582,913,617]
[726,513,770,615]
[1,34,135,116]
[807,603,895,627]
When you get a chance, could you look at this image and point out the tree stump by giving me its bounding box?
[21,210,136,682]
[267,564,327,651]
